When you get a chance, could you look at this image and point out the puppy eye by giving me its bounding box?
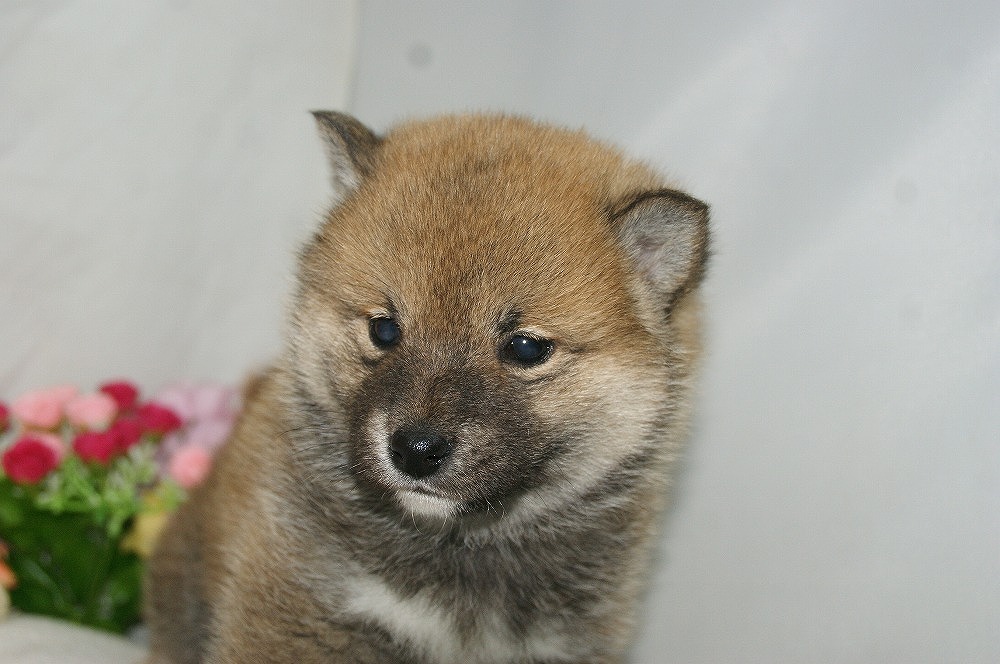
[501,334,553,367]
[369,316,401,348]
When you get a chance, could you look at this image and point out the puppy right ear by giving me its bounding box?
[610,189,711,310]
[311,111,382,202]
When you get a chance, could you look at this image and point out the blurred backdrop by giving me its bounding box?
[2,2,998,662]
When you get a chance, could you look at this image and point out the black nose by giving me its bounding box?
[389,428,453,479]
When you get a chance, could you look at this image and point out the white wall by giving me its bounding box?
[1,1,358,393]
[2,2,998,662]
[347,2,999,662]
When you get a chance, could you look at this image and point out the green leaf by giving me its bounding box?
[0,479,146,633]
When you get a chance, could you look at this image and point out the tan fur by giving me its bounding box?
[145,113,709,664]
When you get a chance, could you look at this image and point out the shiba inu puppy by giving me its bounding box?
[145,111,710,664]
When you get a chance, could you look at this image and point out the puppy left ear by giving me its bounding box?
[610,189,710,307]
[311,110,382,203]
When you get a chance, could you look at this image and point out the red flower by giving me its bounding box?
[111,416,145,451]
[137,403,182,435]
[99,381,140,412]
[2,436,60,484]
[73,430,120,464]
[0,402,9,434]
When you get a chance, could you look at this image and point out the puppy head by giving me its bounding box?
[288,112,709,522]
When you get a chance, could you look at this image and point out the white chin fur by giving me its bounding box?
[368,412,460,519]
[397,490,459,519]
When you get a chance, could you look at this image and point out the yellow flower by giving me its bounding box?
[0,544,15,590]
[120,509,171,558]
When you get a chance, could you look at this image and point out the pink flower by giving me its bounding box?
[150,384,197,423]
[46,385,80,408]
[65,392,118,430]
[10,389,65,430]
[167,445,212,489]
[184,417,235,453]
[189,384,238,421]
[73,430,120,464]
[0,402,9,434]
[153,383,237,423]
[137,403,182,435]
[2,436,62,484]
[99,381,140,412]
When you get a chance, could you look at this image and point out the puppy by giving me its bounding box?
[145,111,710,664]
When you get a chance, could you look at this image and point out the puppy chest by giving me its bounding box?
[341,573,587,664]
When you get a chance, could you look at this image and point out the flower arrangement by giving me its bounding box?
[0,380,237,632]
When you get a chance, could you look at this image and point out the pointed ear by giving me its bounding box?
[310,110,382,201]
[610,189,710,308]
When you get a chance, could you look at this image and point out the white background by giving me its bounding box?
[1,1,357,390]
[2,2,999,662]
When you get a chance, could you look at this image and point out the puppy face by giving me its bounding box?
[288,114,708,522]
